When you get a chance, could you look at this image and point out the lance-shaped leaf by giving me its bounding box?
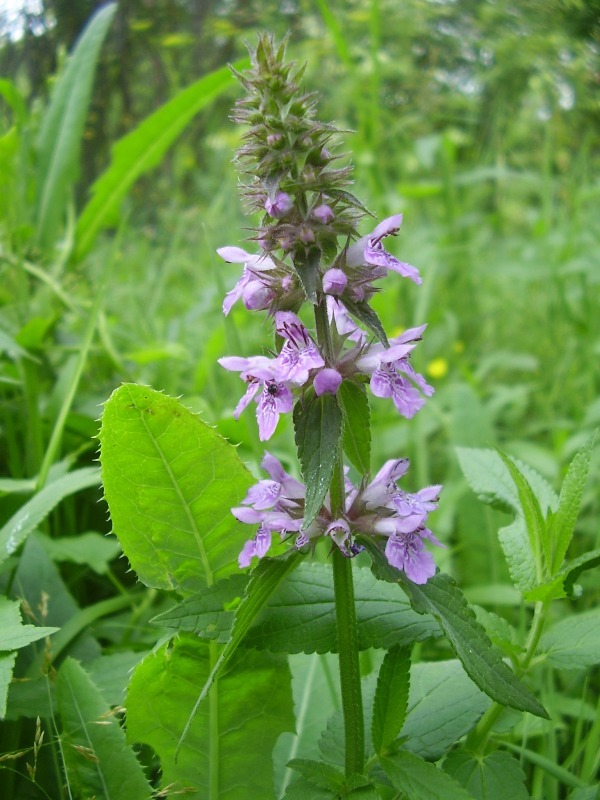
[550,430,597,573]
[444,750,528,800]
[153,563,440,653]
[365,544,548,719]
[99,383,254,593]
[56,658,152,800]
[380,751,475,800]
[35,4,117,249]
[127,633,294,800]
[75,60,247,259]
[338,380,371,475]
[539,608,600,670]
[371,645,411,756]
[342,298,388,347]
[294,394,343,526]
[524,548,600,603]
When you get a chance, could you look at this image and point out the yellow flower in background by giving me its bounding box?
[426,357,448,379]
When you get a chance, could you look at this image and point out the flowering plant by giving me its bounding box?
[97,34,599,800]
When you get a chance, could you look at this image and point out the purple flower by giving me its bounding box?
[327,296,366,344]
[265,191,294,218]
[314,368,343,396]
[384,530,436,584]
[322,268,347,297]
[346,214,422,285]
[218,247,277,315]
[218,354,293,440]
[274,311,325,384]
[312,204,334,224]
[355,325,434,418]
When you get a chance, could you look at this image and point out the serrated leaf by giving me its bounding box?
[0,597,58,651]
[99,383,253,593]
[372,645,411,755]
[293,246,319,302]
[401,660,491,760]
[338,380,370,474]
[444,750,528,800]
[75,60,247,258]
[35,4,117,249]
[294,394,343,526]
[0,467,100,565]
[287,759,345,791]
[342,298,389,347]
[127,634,294,800]
[524,548,600,602]
[455,447,518,513]
[365,544,548,719]
[539,609,600,670]
[551,430,597,572]
[380,751,475,799]
[498,518,537,591]
[57,658,152,800]
[42,531,121,575]
[496,448,547,576]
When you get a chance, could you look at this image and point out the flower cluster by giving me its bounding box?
[233,453,443,584]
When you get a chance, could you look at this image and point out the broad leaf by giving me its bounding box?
[75,61,247,258]
[371,645,411,756]
[0,467,100,565]
[539,609,600,670]
[380,751,475,799]
[401,660,491,760]
[444,750,528,800]
[294,393,343,526]
[338,380,371,474]
[366,544,548,718]
[42,531,121,575]
[550,430,597,572]
[456,447,519,513]
[99,383,253,593]
[126,633,294,800]
[57,658,152,800]
[286,759,345,791]
[36,4,117,249]
[342,298,389,347]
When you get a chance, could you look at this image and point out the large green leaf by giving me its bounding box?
[366,544,548,719]
[35,4,117,248]
[99,383,253,593]
[0,467,100,565]
[380,751,475,799]
[126,633,294,800]
[401,660,491,760]
[56,658,152,800]
[154,563,441,652]
[75,60,247,258]
[444,750,528,800]
[539,609,600,670]
[294,393,343,526]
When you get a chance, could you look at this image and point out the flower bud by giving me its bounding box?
[314,368,343,396]
[265,192,294,218]
[312,204,334,224]
[322,268,347,296]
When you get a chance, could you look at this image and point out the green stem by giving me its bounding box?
[332,546,365,776]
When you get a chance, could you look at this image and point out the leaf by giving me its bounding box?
[371,645,411,756]
[293,246,319,302]
[539,609,600,670]
[287,759,345,791]
[455,447,519,513]
[99,383,253,593]
[56,658,153,800]
[41,531,121,575]
[0,653,17,719]
[294,393,343,526]
[273,652,340,799]
[75,60,247,259]
[338,380,371,474]
[524,548,600,602]
[497,518,537,591]
[380,751,475,799]
[365,543,548,719]
[444,750,528,800]
[401,660,491,760]
[342,298,389,347]
[0,597,58,651]
[126,633,294,800]
[0,467,100,565]
[203,563,438,653]
[35,4,117,249]
[496,448,547,575]
[550,430,597,572]
[176,552,304,754]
